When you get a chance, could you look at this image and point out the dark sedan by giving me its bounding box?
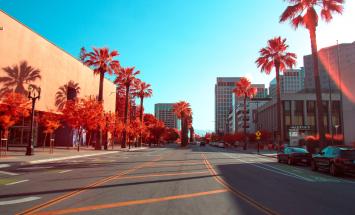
[277,147,312,165]
[311,145,355,176]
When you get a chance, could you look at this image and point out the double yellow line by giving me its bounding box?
[201,153,279,215]
[17,153,168,215]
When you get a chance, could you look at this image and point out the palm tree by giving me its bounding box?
[172,101,191,147]
[80,47,120,150]
[233,78,257,150]
[0,61,41,96]
[280,0,344,144]
[55,81,81,110]
[134,80,153,147]
[255,37,297,146]
[80,47,120,102]
[114,67,140,148]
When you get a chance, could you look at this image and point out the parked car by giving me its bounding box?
[277,147,312,165]
[218,142,225,148]
[311,145,355,176]
[200,141,206,147]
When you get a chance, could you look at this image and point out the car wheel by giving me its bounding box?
[330,163,341,177]
[311,160,318,171]
[288,157,293,165]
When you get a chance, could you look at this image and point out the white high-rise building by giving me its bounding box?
[215,77,240,133]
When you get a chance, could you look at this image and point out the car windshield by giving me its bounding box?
[290,148,308,153]
[340,150,355,159]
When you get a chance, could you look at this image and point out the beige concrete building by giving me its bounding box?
[0,11,116,146]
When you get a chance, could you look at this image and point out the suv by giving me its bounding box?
[311,146,355,176]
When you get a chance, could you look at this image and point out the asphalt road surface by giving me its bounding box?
[1,145,355,215]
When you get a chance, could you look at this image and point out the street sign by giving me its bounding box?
[255,130,261,140]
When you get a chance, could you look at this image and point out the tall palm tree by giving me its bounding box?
[172,101,191,147]
[0,61,41,96]
[233,78,257,150]
[280,0,344,144]
[80,47,120,102]
[55,81,80,110]
[80,47,120,150]
[114,67,140,148]
[134,80,153,147]
[256,37,297,146]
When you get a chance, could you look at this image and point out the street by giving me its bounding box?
[1,145,355,215]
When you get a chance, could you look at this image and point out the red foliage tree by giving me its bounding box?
[36,111,61,151]
[0,92,30,138]
[61,97,104,151]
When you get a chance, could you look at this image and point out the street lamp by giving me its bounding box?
[26,85,41,156]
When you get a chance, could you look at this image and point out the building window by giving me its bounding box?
[306,101,316,128]
[283,100,292,139]
[294,101,304,125]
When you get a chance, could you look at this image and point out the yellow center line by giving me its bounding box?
[119,170,210,180]
[34,189,229,215]
[17,152,173,215]
[201,153,279,215]
[146,161,204,167]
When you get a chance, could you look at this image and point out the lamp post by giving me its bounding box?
[26,86,41,156]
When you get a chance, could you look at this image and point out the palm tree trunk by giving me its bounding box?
[189,127,194,143]
[243,96,247,150]
[275,63,283,148]
[139,96,144,147]
[122,84,130,148]
[95,70,105,150]
[181,116,186,147]
[309,28,326,146]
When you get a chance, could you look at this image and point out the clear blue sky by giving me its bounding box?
[1,0,354,132]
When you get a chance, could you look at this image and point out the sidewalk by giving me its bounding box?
[231,147,278,158]
[0,146,147,168]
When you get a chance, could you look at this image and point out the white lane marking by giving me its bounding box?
[0,170,19,176]
[0,196,41,206]
[18,166,53,170]
[29,151,118,164]
[5,179,29,186]
[0,164,10,168]
[58,170,72,174]
[244,155,355,184]
[222,153,314,182]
